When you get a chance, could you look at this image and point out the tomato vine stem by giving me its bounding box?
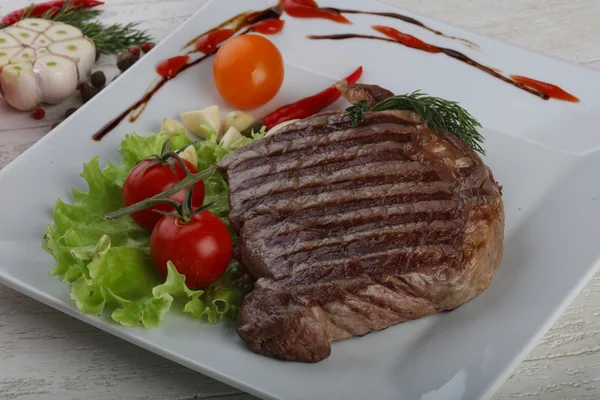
[103,164,216,220]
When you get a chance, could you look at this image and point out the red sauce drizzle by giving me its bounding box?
[194,29,235,54]
[93,6,282,141]
[156,55,190,79]
[308,26,565,101]
[323,8,477,48]
[373,25,440,53]
[282,0,350,24]
[511,75,579,103]
[248,19,285,35]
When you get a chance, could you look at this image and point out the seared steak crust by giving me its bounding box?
[217,109,504,363]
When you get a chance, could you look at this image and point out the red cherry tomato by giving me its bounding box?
[213,34,284,109]
[150,211,233,288]
[122,158,205,231]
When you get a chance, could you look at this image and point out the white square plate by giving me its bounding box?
[2,0,600,399]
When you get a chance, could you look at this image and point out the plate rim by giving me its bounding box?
[0,0,599,399]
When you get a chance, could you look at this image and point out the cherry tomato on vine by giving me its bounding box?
[150,211,233,288]
[122,158,205,231]
[213,34,284,109]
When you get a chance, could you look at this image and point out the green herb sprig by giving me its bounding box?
[346,91,484,154]
[21,0,152,55]
[79,22,152,55]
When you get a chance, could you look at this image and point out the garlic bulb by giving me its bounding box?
[0,18,96,111]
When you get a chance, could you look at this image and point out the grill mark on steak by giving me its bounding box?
[275,220,463,257]
[245,200,460,236]
[270,211,458,243]
[267,225,461,272]
[233,147,414,191]
[240,172,443,213]
[261,244,461,280]
[229,141,411,188]
[222,123,417,172]
[232,181,456,227]
[233,160,438,208]
[218,102,504,363]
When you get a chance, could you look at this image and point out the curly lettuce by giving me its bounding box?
[42,131,255,327]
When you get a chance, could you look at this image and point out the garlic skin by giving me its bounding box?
[0,19,96,111]
[1,62,42,111]
[34,55,78,104]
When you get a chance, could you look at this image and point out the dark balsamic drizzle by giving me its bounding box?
[308,33,549,100]
[93,6,283,141]
[325,7,478,48]
[92,55,211,141]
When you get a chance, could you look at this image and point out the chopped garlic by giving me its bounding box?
[223,111,256,132]
[180,106,221,138]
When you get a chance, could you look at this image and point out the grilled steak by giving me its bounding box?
[217,84,504,363]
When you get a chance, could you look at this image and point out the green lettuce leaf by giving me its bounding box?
[43,130,257,327]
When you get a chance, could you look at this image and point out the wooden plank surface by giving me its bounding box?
[1,0,599,398]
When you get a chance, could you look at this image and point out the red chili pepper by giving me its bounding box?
[249,19,285,35]
[156,55,189,79]
[194,29,235,54]
[282,0,351,24]
[260,66,363,130]
[0,0,104,26]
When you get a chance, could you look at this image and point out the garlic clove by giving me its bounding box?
[161,118,188,137]
[0,47,24,70]
[3,27,38,46]
[10,47,36,64]
[180,106,221,138]
[16,18,53,33]
[223,111,257,132]
[266,119,300,136]
[0,31,24,48]
[219,126,243,148]
[35,48,50,58]
[179,146,198,166]
[48,38,95,81]
[32,34,52,49]
[34,55,78,104]
[45,23,83,41]
[1,62,42,111]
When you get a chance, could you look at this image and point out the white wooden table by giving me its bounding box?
[1,0,599,398]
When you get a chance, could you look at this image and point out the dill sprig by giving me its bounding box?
[346,91,485,154]
[20,0,152,55]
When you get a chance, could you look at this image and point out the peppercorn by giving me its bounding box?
[117,51,137,72]
[79,83,100,103]
[90,71,106,89]
[65,107,78,118]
